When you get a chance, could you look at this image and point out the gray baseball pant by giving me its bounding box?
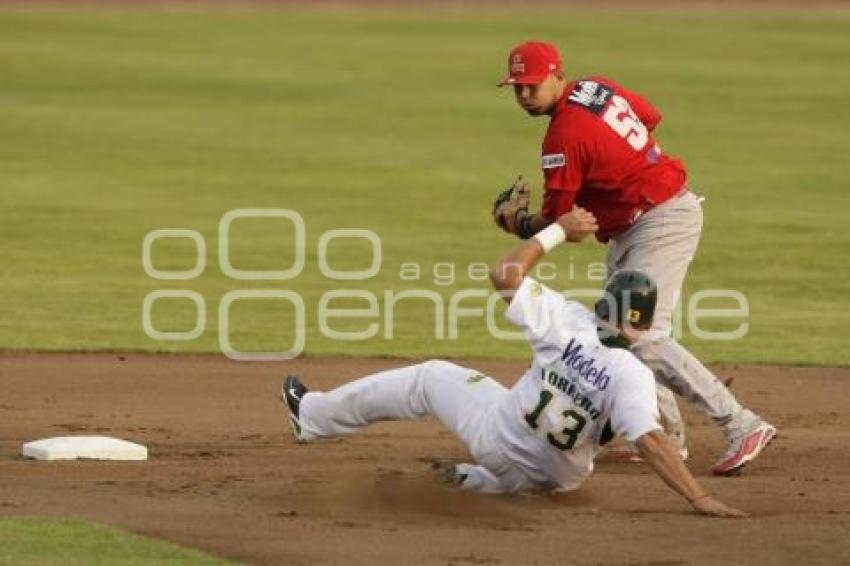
[606,191,759,444]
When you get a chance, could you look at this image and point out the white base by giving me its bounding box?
[22,436,148,461]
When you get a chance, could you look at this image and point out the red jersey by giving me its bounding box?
[540,77,687,241]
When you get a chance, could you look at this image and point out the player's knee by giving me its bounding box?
[630,334,674,368]
[632,329,671,352]
[648,318,673,338]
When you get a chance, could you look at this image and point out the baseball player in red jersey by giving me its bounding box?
[492,41,775,475]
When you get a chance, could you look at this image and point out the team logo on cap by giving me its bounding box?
[510,53,525,74]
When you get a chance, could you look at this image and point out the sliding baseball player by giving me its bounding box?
[281,208,748,517]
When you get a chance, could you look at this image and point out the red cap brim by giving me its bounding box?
[497,74,548,87]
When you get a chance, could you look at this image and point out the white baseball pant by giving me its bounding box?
[298,360,537,494]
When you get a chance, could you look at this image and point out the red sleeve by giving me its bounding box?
[540,128,585,220]
[541,146,580,220]
[542,189,577,221]
[618,86,662,132]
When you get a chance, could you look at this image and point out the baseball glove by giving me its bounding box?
[492,176,530,234]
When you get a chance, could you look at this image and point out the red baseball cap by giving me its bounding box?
[498,41,563,86]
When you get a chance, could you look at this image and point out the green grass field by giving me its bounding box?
[1,6,848,364]
[0,518,228,565]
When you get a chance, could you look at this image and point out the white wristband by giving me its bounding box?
[533,223,566,253]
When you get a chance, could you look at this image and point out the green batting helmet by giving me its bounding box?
[594,270,657,329]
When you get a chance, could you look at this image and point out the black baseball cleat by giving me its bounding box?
[281,375,308,442]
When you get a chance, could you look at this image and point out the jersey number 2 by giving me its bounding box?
[524,390,587,451]
[602,95,649,151]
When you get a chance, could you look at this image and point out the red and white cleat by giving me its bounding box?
[712,422,777,476]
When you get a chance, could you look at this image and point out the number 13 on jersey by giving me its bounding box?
[524,389,587,451]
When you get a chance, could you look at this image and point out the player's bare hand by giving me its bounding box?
[691,496,749,518]
[555,207,598,242]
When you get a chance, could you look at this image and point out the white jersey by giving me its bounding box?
[494,277,661,491]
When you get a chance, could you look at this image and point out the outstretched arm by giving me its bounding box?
[490,208,598,297]
[635,430,748,518]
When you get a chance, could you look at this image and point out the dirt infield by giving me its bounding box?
[0,354,848,565]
